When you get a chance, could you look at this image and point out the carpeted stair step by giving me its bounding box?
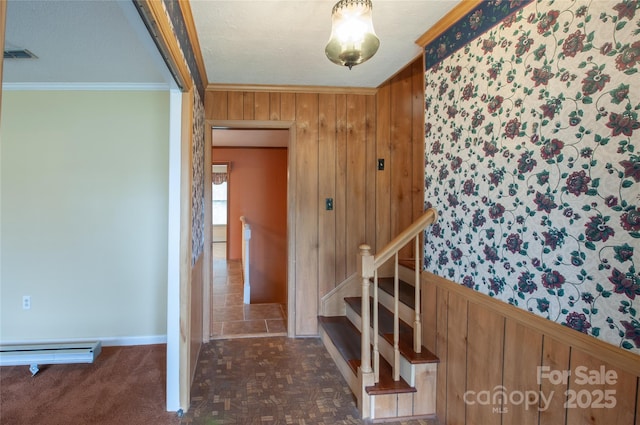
[318,316,415,395]
[344,297,439,365]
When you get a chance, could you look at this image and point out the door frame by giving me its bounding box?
[205,119,296,338]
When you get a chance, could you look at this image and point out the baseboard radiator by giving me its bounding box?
[0,341,102,376]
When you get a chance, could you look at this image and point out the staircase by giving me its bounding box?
[318,209,439,421]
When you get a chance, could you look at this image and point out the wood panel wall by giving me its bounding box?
[204,56,425,335]
[422,272,640,425]
[376,58,425,258]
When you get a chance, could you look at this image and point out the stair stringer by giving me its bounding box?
[318,323,375,419]
[318,325,358,394]
[319,272,360,316]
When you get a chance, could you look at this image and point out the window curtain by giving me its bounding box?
[212,172,227,185]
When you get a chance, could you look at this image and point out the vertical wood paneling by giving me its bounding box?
[636,387,640,425]
[539,336,571,425]
[190,254,204,379]
[411,58,425,260]
[375,84,391,250]
[566,349,637,425]
[228,91,243,120]
[365,96,377,251]
[205,91,227,120]
[254,92,270,121]
[269,92,281,120]
[294,93,319,335]
[334,94,348,283]
[280,92,296,121]
[466,302,504,425]
[345,95,367,276]
[435,286,449,423]
[243,92,255,120]
[390,67,413,258]
[422,277,437,352]
[446,291,468,425]
[503,319,543,425]
[432,276,640,425]
[204,57,422,337]
[318,94,337,299]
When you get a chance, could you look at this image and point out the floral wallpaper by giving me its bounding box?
[154,0,207,265]
[424,0,640,353]
[191,89,205,265]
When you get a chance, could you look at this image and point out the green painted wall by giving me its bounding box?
[1,90,170,342]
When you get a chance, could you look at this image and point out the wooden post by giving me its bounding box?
[358,244,375,418]
[240,216,251,304]
[359,244,374,374]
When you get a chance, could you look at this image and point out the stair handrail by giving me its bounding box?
[372,208,438,270]
[240,216,252,304]
[359,207,438,383]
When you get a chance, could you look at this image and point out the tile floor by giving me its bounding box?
[211,244,287,339]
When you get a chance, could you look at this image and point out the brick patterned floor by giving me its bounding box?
[180,337,438,425]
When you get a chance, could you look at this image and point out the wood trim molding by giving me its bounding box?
[207,83,377,96]
[415,0,484,47]
[139,0,193,91]
[179,0,208,87]
[211,119,295,130]
[179,89,195,409]
[423,271,640,377]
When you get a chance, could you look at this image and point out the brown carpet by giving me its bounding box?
[0,344,179,425]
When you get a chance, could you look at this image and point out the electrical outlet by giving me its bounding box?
[22,295,31,310]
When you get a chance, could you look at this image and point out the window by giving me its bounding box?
[212,181,227,225]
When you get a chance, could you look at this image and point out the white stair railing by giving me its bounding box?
[359,208,437,383]
[240,216,252,304]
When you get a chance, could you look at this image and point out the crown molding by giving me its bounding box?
[415,0,484,47]
[2,82,170,91]
[206,83,377,96]
[179,0,208,87]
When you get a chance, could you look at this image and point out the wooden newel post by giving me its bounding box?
[359,244,374,374]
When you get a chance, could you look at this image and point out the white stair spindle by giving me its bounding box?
[373,270,379,383]
[414,234,422,353]
[393,253,400,381]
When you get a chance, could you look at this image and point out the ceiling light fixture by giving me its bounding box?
[325,0,380,70]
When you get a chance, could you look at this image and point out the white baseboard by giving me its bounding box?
[0,335,167,347]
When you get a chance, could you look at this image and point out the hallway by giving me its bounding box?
[211,249,287,339]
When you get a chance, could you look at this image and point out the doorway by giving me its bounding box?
[208,125,291,339]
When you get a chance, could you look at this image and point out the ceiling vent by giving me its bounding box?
[3,49,38,59]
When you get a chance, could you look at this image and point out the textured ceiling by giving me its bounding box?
[2,0,458,90]
[2,0,172,86]
[191,0,458,88]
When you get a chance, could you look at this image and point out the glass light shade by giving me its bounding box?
[325,0,380,69]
